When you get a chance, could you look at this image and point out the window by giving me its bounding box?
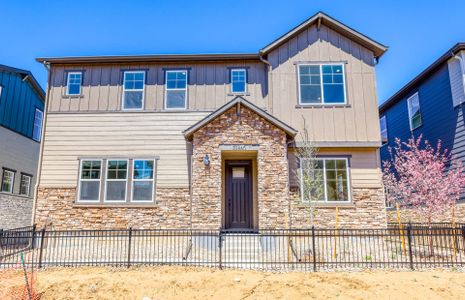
[0,85,3,98]
[123,71,145,110]
[230,69,247,94]
[20,174,32,196]
[165,70,188,109]
[78,160,102,202]
[66,72,82,95]
[380,116,388,145]
[300,158,350,202]
[407,92,422,130]
[105,160,128,202]
[132,159,155,202]
[1,169,15,193]
[298,64,346,105]
[32,109,43,142]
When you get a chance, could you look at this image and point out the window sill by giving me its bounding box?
[296,202,355,209]
[227,93,250,96]
[73,202,157,208]
[295,104,351,109]
[0,191,32,199]
[62,94,84,99]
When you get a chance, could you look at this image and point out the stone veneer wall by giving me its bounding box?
[34,187,191,230]
[386,204,465,223]
[191,105,290,229]
[289,187,387,229]
[0,193,33,229]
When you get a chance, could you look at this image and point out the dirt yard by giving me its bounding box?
[2,266,465,299]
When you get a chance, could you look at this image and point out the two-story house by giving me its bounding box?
[34,12,388,230]
[379,43,465,223]
[0,64,45,229]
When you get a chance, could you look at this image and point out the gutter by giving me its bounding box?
[31,61,51,228]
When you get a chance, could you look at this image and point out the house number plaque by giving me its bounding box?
[219,144,260,151]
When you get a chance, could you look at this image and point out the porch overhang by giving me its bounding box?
[183,96,298,140]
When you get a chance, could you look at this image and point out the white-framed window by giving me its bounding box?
[66,72,82,95]
[105,159,128,202]
[300,157,351,203]
[32,109,43,142]
[78,160,102,202]
[0,85,3,98]
[132,159,155,202]
[19,174,32,196]
[380,116,388,145]
[1,169,15,193]
[122,71,145,110]
[230,68,247,94]
[298,63,346,105]
[165,70,188,109]
[407,92,422,131]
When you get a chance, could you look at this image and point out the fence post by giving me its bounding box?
[31,224,37,250]
[311,226,317,272]
[406,224,414,270]
[127,227,132,268]
[218,230,223,270]
[38,227,46,269]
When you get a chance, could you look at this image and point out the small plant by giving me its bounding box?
[390,253,397,260]
[364,255,373,262]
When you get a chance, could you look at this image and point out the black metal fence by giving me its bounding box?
[2,224,465,271]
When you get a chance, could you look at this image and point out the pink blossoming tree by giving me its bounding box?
[383,136,465,227]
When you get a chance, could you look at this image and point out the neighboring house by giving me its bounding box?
[34,12,388,230]
[0,64,45,229]
[379,43,465,222]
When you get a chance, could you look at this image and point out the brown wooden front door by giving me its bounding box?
[225,160,253,229]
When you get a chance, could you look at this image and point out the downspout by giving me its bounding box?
[452,52,465,99]
[31,61,52,227]
[259,54,273,114]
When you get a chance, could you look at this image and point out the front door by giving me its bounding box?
[225,160,253,230]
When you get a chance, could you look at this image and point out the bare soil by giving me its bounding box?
[2,267,465,299]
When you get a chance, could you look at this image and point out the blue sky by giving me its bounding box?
[1,0,464,104]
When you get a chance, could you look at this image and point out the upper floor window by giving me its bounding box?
[66,72,82,95]
[407,92,422,131]
[165,70,187,109]
[230,69,247,94]
[1,169,15,193]
[33,109,43,142]
[380,116,388,145]
[298,64,346,105]
[20,174,32,196]
[123,71,145,110]
[78,160,102,202]
[300,158,351,203]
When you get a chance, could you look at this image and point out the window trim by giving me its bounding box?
[407,92,422,131]
[380,115,388,146]
[32,108,44,142]
[122,71,146,111]
[19,173,32,196]
[230,68,247,94]
[300,157,352,203]
[131,159,156,203]
[164,69,188,110]
[77,159,102,203]
[1,168,16,194]
[66,71,83,96]
[297,63,347,106]
[104,159,129,203]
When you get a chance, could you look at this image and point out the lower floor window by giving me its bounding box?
[105,160,128,202]
[78,160,102,202]
[300,158,351,202]
[1,169,15,193]
[20,174,32,196]
[132,159,155,202]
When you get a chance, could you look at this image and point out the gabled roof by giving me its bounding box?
[36,11,387,65]
[260,11,388,59]
[183,96,298,140]
[379,42,465,114]
[0,64,45,100]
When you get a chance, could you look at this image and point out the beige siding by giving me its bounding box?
[40,112,208,187]
[268,24,381,145]
[288,147,382,189]
[49,62,267,113]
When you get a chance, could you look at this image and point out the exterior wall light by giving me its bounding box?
[203,154,210,166]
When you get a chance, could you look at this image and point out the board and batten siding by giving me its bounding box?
[288,148,382,189]
[48,62,267,113]
[268,23,381,145]
[40,112,208,188]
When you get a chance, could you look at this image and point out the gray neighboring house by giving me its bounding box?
[0,64,45,229]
